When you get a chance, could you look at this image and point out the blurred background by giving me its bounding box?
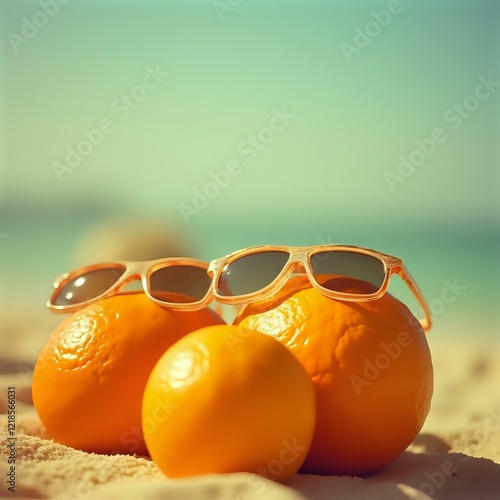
[0,0,498,358]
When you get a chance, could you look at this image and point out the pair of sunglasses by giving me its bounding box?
[48,245,432,331]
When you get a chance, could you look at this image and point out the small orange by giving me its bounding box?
[235,276,433,476]
[142,324,316,482]
[32,293,224,454]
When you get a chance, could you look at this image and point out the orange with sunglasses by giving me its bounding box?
[227,245,434,476]
[34,262,224,454]
[41,244,433,474]
[208,244,432,330]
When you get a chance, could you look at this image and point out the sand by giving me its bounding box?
[1,323,499,499]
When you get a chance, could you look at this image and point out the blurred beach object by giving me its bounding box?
[71,217,191,267]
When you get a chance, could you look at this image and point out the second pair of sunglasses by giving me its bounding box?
[48,245,432,331]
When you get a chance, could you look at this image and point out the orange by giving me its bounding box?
[235,276,434,476]
[142,324,316,481]
[32,293,224,455]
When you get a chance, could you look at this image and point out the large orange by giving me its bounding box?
[235,276,433,476]
[32,293,224,455]
[142,324,316,481]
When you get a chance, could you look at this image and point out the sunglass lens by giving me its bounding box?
[217,251,290,297]
[52,266,126,306]
[310,251,385,294]
[149,266,211,304]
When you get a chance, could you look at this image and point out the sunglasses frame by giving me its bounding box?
[207,244,432,331]
[48,258,214,313]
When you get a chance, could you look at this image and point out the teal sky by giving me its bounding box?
[1,0,498,228]
[0,1,499,344]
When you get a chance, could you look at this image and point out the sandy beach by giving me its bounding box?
[0,312,499,500]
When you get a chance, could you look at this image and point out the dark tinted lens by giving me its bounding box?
[149,266,210,303]
[217,251,290,297]
[52,267,126,306]
[310,251,385,294]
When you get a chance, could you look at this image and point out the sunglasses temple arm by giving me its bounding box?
[396,265,432,332]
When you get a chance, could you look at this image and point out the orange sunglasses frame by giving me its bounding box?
[207,244,432,331]
[47,257,214,314]
[48,245,432,332]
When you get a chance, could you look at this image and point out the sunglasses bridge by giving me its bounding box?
[115,273,148,293]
